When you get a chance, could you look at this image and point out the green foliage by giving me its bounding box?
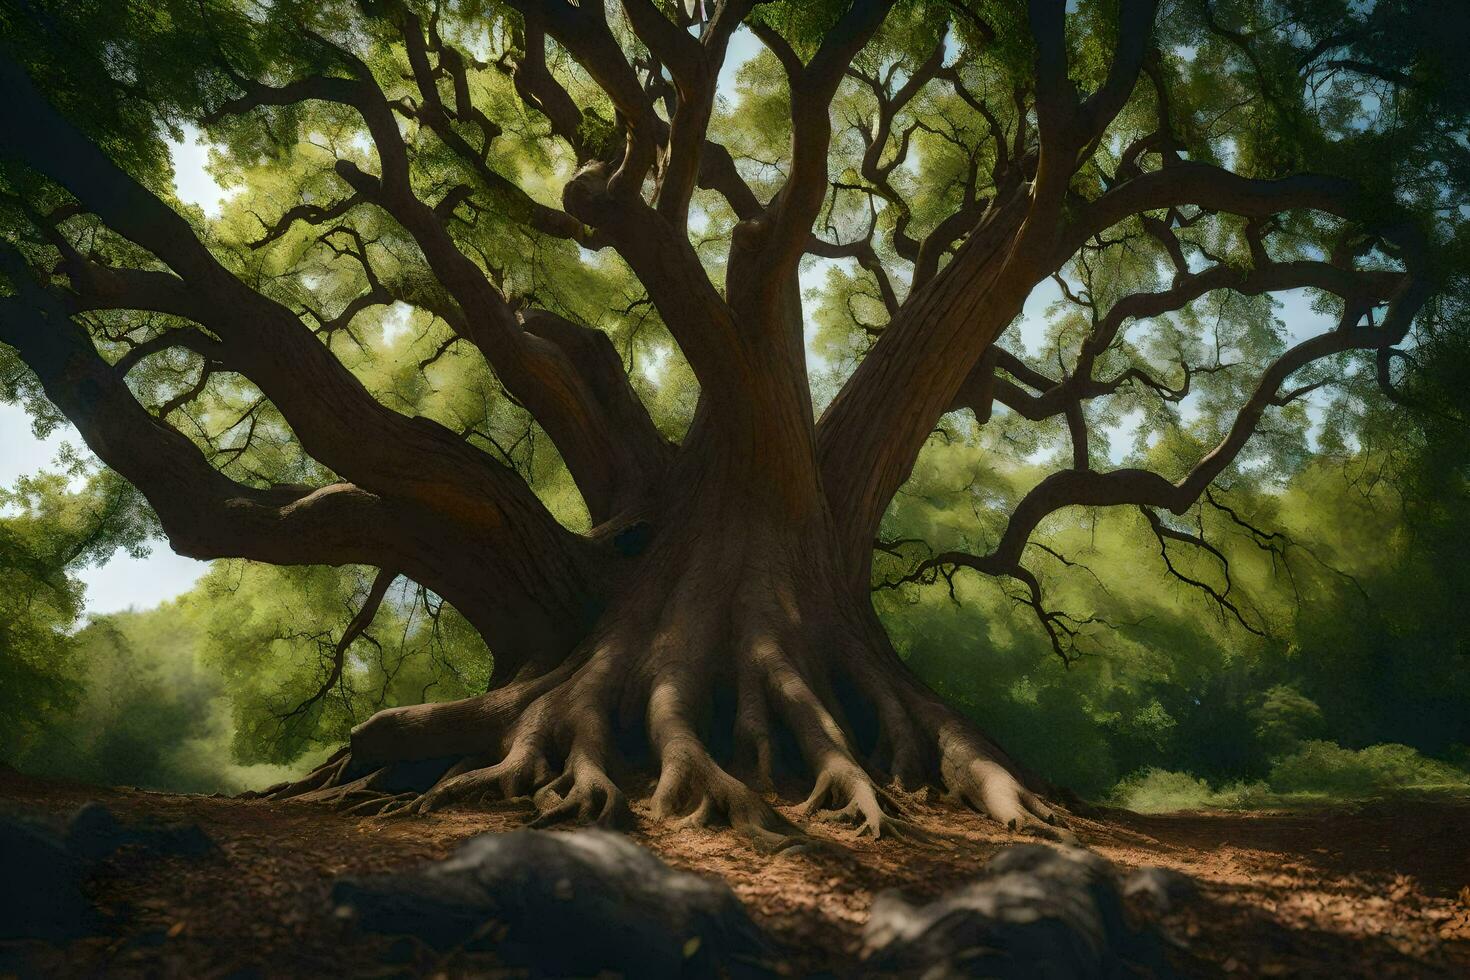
[14,607,304,793]
[9,558,492,790]
[2,0,1467,806]
[1249,684,1325,757]
[880,422,1470,799]
[1109,743,1470,813]
[1268,741,1470,797]
[192,562,490,766]
[1107,768,1264,813]
[0,462,155,759]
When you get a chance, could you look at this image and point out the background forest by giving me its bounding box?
[5,288,1467,808]
[2,0,1469,812]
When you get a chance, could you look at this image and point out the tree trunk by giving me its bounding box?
[264,438,1061,843]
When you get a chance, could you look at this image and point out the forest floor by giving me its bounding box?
[1,767,1468,978]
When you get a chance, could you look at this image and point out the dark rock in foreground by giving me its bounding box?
[332,828,773,978]
[861,843,1175,979]
[0,812,97,941]
[1123,865,1198,912]
[66,801,215,861]
[0,802,214,944]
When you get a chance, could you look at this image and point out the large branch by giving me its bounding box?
[817,1,1173,561]
[506,0,660,199]
[817,186,1040,579]
[3,284,595,670]
[620,0,754,226]
[818,120,1428,580]
[205,42,663,521]
[0,257,396,571]
[946,317,1423,586]
[753,0,896,277]
[389,4,587,241]
[835,39,953,288]
[1028,0,1160,204]
[499,1,755,405]
[1063,162,1362,259]
[952,255,1403,430]
[0,54,605,622]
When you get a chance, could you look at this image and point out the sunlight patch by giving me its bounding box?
[166,124,238,218]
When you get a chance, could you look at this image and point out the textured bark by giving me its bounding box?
[263,447,1059,841]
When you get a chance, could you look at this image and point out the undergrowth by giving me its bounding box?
[1106,741,1470,813]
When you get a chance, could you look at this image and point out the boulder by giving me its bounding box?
[861,843,1174,979]
[0,802,215,943]
[0,812,97,941]
[332,828,774,978]
[65,802,214,861]
[1123,866,1198,912]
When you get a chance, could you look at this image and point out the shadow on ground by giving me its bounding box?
[0,767,1466,977]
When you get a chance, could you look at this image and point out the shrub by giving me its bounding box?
[1108,768,1212,812]
[1267,741,1470,795]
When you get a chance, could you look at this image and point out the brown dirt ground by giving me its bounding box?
[1,768,1467,978]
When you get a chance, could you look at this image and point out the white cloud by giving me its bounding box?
[167,124,239,217]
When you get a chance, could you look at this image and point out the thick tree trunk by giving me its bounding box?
[263,443,1062,843]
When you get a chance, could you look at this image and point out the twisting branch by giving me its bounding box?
[275,568,400,731]
[1028,0,1161,202]
[249,193,363,250]
[111,327,226,376]
[843,39,945,266]
[875,539,1109,666]
[942,312,1426,589]
[389,2,586,241]
[749,0,897,274]
[0,51,609,658]
[200,32,664,521]
[1139,506,1263,635]
[504,0,662,200]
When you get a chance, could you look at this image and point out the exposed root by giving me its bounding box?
[749,641,932,843]
[938,731,1075,843]
[341,791,417,817]
[413,748,545,814]
[648,670,800,851]
[530,750,631,829]
[801,763,937,844]
[249,570,1073,847]
[294,768,391,809]
[254,749,349,801]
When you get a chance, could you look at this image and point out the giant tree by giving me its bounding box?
[0,0,1462,841]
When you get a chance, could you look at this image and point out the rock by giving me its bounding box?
[1124,867,1198,911]
[332,828,774,979]
[861,843,1174,979]
[0,812,97,941]
[0,801,215,943]
[66,802,214,861]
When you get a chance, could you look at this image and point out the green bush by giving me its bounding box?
[1107,768,1216,812]
[1267,741,1470,795]
[1107,743,1470,813]
[1106,767,1271,813]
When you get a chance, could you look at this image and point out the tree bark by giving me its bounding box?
[266,437,1060,841]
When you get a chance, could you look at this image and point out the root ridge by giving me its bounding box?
[250,592,1073,845]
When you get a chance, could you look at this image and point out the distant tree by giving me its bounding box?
[0,464,154,756]
[1,0,1464,840]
